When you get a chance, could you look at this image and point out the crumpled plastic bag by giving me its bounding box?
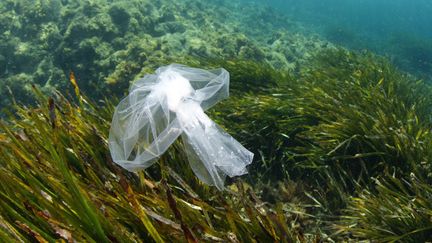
[108,64,254,190]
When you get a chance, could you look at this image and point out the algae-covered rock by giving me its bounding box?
[0,0,330,108]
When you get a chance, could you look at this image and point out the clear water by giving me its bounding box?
[261,0,432,40]
[251,0,432,76]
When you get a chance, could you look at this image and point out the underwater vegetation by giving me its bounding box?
[338,176,432,242]
[1,48,432,242]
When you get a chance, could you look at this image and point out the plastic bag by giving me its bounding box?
[108,64,254,190]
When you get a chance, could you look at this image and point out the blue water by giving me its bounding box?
[247,0,432,78]
[266,0,432,38]
[248,0,432,39]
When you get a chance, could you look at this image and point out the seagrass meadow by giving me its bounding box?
[2,0,432,242]
[1,49,432,242]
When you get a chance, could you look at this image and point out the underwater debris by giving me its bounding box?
[109,64,253,190]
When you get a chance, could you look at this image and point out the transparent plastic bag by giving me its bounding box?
[108,64,254,190]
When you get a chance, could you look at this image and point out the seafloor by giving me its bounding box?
[0,0,329,108]
[1,0,432,242]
